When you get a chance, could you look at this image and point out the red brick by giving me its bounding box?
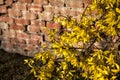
[39,21,45,27]
[84,0,91,4]
[28,25,41,33]
[46,22,61,29]
[23,45,38,56]
[28,4,43,13]
[49,0,64,7]
[53,22,61,29]
[15,18,30,25]
[16,38,26,44]
[5,0,13,6]
[31,20,45,26]
[31,34,42,40]
[46,22,53,28]
[0,16,14,24]
[10,24,25,31]
[19,0,32,3]
[0,0,4,4]
[0,6,7,13]
[24,45,33,51]
[29,39,41,45]
[16,31,30,39]
[33,0,48,5]
[13,3,27,10]
[8,9,22,17]
[29,34,42,45]
[31,20,40,25]
[22,11,37,20]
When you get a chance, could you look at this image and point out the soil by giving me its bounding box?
[0,49,36,80]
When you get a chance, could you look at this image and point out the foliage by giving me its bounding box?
[25,0,120,80]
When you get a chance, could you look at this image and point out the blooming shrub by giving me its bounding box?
[25,0,120,80]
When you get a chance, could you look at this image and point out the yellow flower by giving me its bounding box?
[116,8,120,13]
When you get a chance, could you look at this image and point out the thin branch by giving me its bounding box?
[86,37,97,50]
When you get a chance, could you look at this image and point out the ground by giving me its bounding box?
[0,49,120,80]
[0,49,36,80]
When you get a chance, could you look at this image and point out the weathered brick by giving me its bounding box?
[1,41,13,51]
[29,34,42,45]
[16,31,30,39]
[0,6,7,13]
[9,24,25,31]
[0,22,8,29]
[23,45,39,56]
[33,0,48,5]
[0,0,4,4]
[5,0,13,6]
[84,0,91,4]
[28,25,41,33]
[0,16,14,24]
[38,12,53,21]
[24,45,33,51]
[13,3,27,10]
[0,0,91,57]
[10,38,17,43]
[15,18,30,25]
[49,0,64,7]
[16,44,26,53]
[66,0,83,8]
[31,20,45,26]
[16,38,26,44]
[2,30,15,39]
[9,29,16,38]
[28,4,43,13]
[31,34,42,41]
[76,9,84,15]
[43,5,54,12]
[53,7,60,14]
[59,7,70,16]
[19,0,32,3]
[8,9,22,18]
[39,21,45,27]
[22,11,37,20]
[46,22,53,28]
[68,9,77,16]
[46,22,61,29]
[2,30,11,39]
[29,39,41,45]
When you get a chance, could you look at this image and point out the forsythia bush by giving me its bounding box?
[25,0,120,80]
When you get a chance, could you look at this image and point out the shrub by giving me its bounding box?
[25,0,120,80]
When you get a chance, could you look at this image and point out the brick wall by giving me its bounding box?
[0,0,91,56]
